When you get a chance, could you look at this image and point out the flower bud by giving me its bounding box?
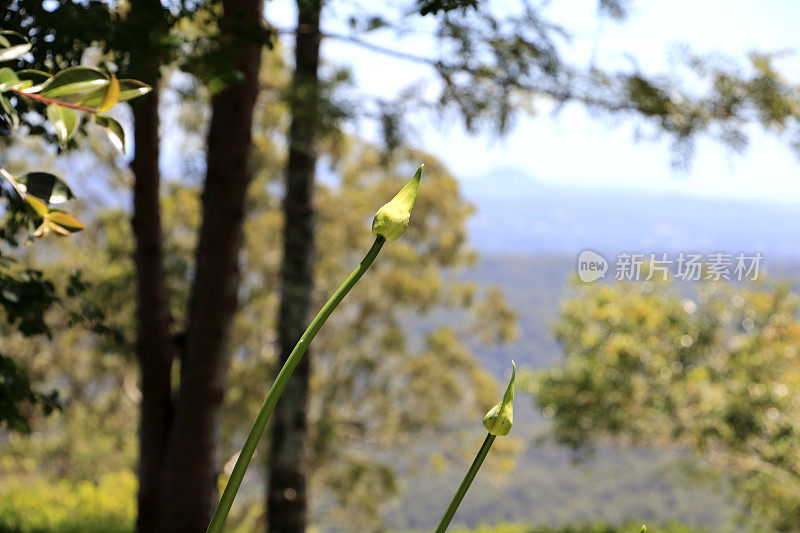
[372,164,423,242]
[483,361,515,436]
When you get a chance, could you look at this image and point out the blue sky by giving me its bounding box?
[268,0,800,202]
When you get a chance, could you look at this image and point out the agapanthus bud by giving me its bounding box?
[483,361,515,436]
[372,164,423,242]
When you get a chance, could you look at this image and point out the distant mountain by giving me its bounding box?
[387,253,755,532]
[461,169,800,259]
[386,175,800,532]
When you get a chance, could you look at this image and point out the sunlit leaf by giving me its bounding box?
[23,195,48,218]
[0,31,31,62]
[97,74,120,112]
[47,210,85,234]
[79,79,151,108]
[47,221,71,236]
[39,66,109,101]
[0,67,29,92]
[46,103,78,146]
[15,69,51,92]
[16,172,74,204]
[94,114,125,152]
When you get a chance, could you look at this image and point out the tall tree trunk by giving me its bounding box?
[157,0,263,530]
[126,0,175,527]
[131,84,175,533]
[268,1,322,531]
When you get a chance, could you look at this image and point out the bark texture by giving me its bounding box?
[131,83,175,533]
[155,0,263,530]
[126,2,175,528]
[267,1,322,531]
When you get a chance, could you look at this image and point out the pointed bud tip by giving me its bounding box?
[371,164,424,242]
[483,361,515,436]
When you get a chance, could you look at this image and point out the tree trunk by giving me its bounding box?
[124,0,178,520]
[267,1,322,531]
[156,0,263,530]
[131,84,176,533]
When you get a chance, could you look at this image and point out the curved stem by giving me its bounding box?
[435,433,496,533]
[207,236,386,533]
[12,89,97,113]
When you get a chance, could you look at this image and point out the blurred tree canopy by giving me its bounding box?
[0,50,516,531]
[0,24,145,436]
[532,277,800,531]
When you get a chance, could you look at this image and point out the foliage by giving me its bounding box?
[0,209,63,432]
[532,277,800,531]
[0,470,136,533]
[0,31,150,238]
[0,133,514,532]
[314,1,800,168]
[406,523,705,533]
[164,53,517,526]
[0,25,148,434]
[0,353,59,433]
[6,1,800,530]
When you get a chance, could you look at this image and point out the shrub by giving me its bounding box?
[0,470,136,533]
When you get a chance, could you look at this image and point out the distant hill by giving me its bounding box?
[385,166,800,533]
[386,252,800,532]
[461,168,800,259]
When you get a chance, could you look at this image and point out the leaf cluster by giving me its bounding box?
[0,30,150,241]
[533,278,800,530]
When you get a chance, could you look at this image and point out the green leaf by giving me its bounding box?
[39,66,108,101]
[94,114,125,152]
[15,69,51,91]
[0,31,31,62]
[23,195,49,218]
[639,526,646,533]
[16,172,74,204]
[78,79,151,108]
[46,104,78,146]
[0,93,18,130]
[0,67,29,92]
[47,210,85,234]
[483,361,515,436]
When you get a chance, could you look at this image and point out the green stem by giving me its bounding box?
[434,433,496,533]
[207,236,386,533]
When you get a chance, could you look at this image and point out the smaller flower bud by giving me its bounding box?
[483,361,515,436]
[372,164,423,242]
